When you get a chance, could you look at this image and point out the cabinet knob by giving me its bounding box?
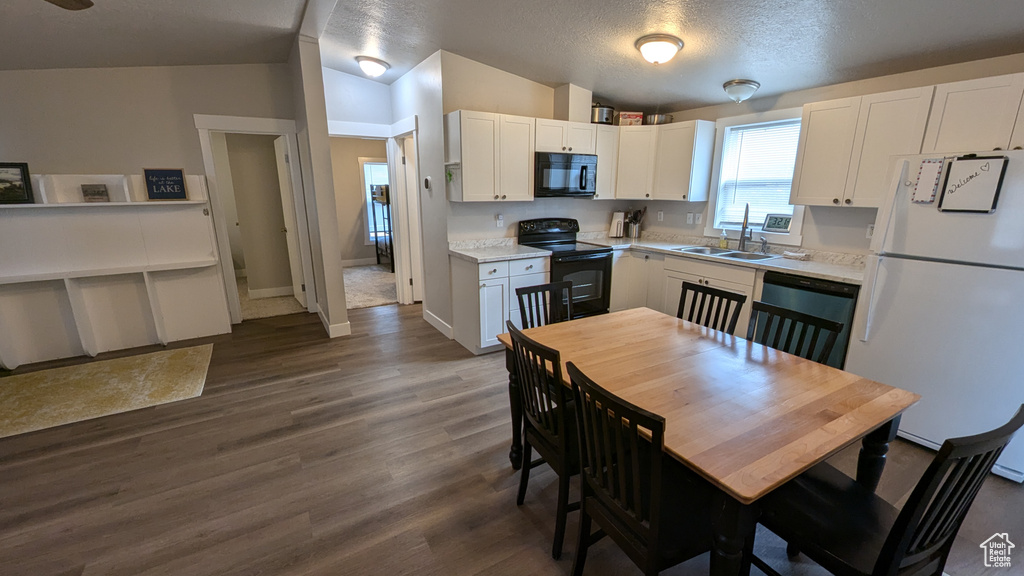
[501,195,506,199]
[681,194,686,199]
[494,195,499,200]
[525,265,533,270]
[490,269,497,274]
[704,279,710,285]
[594,194,599,198]
[645,193,650,198]
[562,146,567,151]
[1014,146,1024,150]
[844,199,852,205]
[833,198,840,204]
[568,147,573,151]
[994,147,1004,151]
[644,255,649,260]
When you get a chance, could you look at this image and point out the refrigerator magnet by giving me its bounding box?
[937,155,1008,213]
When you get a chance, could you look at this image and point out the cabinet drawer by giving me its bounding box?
[509,257,549,276]
[664,256,756,285]
[478,261,509,280]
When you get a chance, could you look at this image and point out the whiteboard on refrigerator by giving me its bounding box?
[937,155,1007,212]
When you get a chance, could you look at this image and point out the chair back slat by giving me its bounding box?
[678,282,748,335]
[878,405,1024,575]
[568,362,666,550]
[746,301,844,364]
[508,323,570,448]
[516,281,573,328]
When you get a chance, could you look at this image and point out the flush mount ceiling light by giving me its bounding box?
[356,56,390,78]
[635,34,684,64]
[723,79,761,103]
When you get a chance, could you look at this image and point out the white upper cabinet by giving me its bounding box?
[594,125,619,200]
[535,119,597,154]
[922,73,1024,153]
[790,97,861,207]
[651,120,715,202]
[615,126,658,199]
[445,110,534,202]
[791,87,932,208]
[844,87,933,208]
[498,114,536,201]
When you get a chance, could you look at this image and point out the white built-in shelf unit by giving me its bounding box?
[0,174,232,370]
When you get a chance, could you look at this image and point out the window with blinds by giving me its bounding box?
[713,118,801,229]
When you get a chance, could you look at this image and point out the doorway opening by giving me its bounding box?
[209,132,308,320]
[329,138,398,309]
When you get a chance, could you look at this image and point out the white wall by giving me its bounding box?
[0,64,294,174]
[440,51,555,118]
[322,66,393,124]
[290,35,350,335]
[210,131,246,272]
[391,52,447,327]
[225,133,293,293]
[329,137,387,262]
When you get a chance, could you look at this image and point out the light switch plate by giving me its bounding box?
[686,212,693,224]
[695,213,703,225]
[658,210,664,222]
[866,224,874,238]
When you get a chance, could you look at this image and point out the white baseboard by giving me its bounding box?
[423,308,453,339]
[341,258,377,267]
[248,286,293,299]
[318,309,352,338]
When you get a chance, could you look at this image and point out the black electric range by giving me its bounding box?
[517,218,612,318]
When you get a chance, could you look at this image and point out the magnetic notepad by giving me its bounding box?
[912,158,944,204]
[937,155,1008,212]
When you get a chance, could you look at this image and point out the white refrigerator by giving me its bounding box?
[846,150,1024,481]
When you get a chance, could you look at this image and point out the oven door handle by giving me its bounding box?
[553,252,611,263]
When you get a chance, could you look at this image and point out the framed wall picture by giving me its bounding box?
[143,168,188,201]
[0,163,34,204]
[81,184,110,203]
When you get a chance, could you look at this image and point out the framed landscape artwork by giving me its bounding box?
[143,168,188,201]
[0,163,34,204]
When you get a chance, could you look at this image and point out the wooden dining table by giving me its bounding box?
[497,307,920,576]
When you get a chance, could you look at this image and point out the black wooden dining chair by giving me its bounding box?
[752,404,1024,576]
[567,362,714,576]
[746,300,844,364]
[677,281,747,335]
[516,280,573,328]
[507,321,579,559]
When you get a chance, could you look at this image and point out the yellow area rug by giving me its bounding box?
[0,344,213,439]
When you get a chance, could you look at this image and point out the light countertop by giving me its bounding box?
[449,237,864,285]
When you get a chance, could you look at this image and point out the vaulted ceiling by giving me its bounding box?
[5,0,1024,111]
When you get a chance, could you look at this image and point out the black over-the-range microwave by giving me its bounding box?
[534,152,598,197]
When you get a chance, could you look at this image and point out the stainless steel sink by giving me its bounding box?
[677,246,735,255]
[720,252,779,260]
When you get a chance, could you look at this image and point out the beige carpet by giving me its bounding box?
[0,344,213,439]
[237,278,306,320]
[344,264,397,309]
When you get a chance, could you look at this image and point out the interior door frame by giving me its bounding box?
[194,114,316,324]
[327,116,422,305]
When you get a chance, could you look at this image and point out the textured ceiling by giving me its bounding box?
[0,0,306,70]
[320,0,1024,111]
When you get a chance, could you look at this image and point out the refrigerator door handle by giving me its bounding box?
[872,159,909,254]
[857,254,883,342]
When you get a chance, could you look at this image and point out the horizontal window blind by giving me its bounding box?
[715,119,801,228]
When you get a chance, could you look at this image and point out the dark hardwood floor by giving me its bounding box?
[1,305,1020,575]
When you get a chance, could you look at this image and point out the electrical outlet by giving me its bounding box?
[685,212,693,224]
[866,224,875,239]
[658,210,664,222]
[496,214,504,228]
[695,213,703,225]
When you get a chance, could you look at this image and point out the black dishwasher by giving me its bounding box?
[759,271,859,369]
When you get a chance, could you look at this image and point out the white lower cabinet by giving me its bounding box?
[661,257,756,335]
[609,250,664,311]
[451,256,549,354]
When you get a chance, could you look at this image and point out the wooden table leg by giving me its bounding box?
[857,414,901,492]
[710,491,757,576]
[506,348,523,470]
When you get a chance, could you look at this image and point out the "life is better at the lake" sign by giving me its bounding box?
[144,168,188,201]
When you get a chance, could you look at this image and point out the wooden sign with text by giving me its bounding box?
[144,168,188,201]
